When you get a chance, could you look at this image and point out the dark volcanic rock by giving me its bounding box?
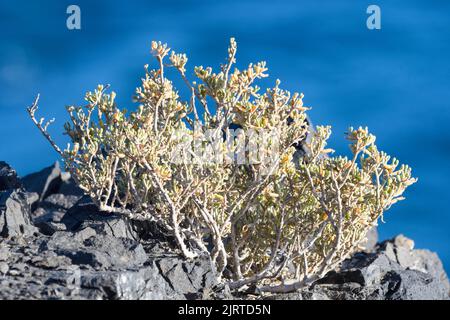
[0,161,218,299]
[0,232,217,300]
[45,193,81,210]
[57,177,84,198]
[0,189,38,238]
[21,162,63,202]
[61,196,139,240]
[155,254,218,299]
[1,162,448,300]
[381,269,447,300]
[20,163,83,201]
[25,170,83,236]
[61,196,175,244]
[77,265,172,299]
[32,193,80,236]
[0,161,22,191]
[42,232,148,269]
[272,235,449,300]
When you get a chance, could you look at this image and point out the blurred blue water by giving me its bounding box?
[1,1,449,270]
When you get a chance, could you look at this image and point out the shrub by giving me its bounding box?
[27,38,416,293]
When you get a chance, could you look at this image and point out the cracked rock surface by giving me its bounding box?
[0,161,448,300]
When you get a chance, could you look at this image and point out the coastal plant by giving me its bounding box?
[27,38,416,293]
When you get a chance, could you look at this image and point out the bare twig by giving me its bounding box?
[27,94,63,156]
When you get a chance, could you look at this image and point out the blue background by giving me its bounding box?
[1,1,449,270]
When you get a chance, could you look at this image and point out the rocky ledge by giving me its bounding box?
[1,161,449,300]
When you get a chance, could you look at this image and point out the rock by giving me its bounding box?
[0,161,22,191]
[0,244,10,261]
[272,235,449,300]
[57,178,84,198]
[44,193,81,210]
[382,269,448,300]
[0,231,217,300]
[411,249,449,291]
[21,162,63,202]
[0,189,38,238]
[42,232,148,270]
[34,221,67,236]
[33,207,66,225]
[30,190,83,236]
[60,196,174,244]
[61,196,139,241]
[395,234,415,250]
[78,265,173,299]
[155,254,217,299]
[0,262,9,274]
[31,195,73,236]
[359,226,378,252]
[25,192,39,206]
[31,252,73,269]
[378,234,449,295]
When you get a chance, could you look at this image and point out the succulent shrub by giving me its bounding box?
[27,38,417,293]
